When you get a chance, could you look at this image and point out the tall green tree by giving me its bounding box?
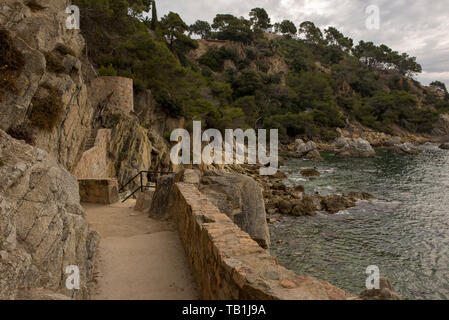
[249,8,272,30]
[324,26,353,52]
[212,14,253,43]
[275,20,297,36]
[299,21,323,44]
[430,81,448,94]
[160,12,196,50]
[151,0,158,30]
[189,20,212,39]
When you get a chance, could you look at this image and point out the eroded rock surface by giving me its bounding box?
[0,130,97,299]
[333,137,376,158]
[198,170,270,249]
[0,0,94,171]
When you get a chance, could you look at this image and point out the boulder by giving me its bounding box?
[0,130,97,299]
[290,197,317,217]
[389,143,422,155]
[385,136,402,147]
[198,171,270,249]
[432,114,449,137]
[439,143,449,150]
[321,195,356,214]
[148,172,183,220]
[360,278,402,300]
[300,168,320,177]
[293,139,323,160]
[334,137,376,158]
[278,200,292,215]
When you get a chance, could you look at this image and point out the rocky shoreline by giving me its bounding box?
[230,126,449,223]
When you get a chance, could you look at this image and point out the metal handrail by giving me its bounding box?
[119,171,172,203]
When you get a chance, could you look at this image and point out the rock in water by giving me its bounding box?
[293,139,323,160]
[385,136,402,147]
[333,137,376,158]
[320,195,356,214]
[389,142,422,155]
[0,130,97,299]
[300,168,321,177]
[439,143,449,150]
[360,278,402,300]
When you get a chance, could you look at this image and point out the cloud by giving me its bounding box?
[156,0,449,87]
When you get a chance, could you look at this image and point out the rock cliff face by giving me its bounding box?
[1,0,177,191]
[0,130,97,299]
[1,0,94,172]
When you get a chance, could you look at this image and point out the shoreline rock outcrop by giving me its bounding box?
[333,137,376,158]
[387,142,422,155]
[286,139,323,160]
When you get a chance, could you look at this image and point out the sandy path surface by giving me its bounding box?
[83,201,198,300]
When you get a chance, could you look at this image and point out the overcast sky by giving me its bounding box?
[157,0,449,88]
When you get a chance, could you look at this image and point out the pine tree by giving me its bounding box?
[151,0,158,30]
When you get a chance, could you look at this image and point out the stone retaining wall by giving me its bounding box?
[78,179,119,204]
[168,182,352,300]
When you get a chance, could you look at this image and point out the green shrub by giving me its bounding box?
[98,64,118,76]
[28,84,63,131]
[198,46,239,72]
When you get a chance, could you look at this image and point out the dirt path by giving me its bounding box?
[83,201,198,300]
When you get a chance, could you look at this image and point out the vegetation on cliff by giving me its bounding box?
[74,1,449,140]
[0,29,25,100]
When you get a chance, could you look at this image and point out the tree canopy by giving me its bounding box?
[212,14,253,43]
[160,12,197,50]
[249,8,272,30]
[274,20,297,36]
[190,20,212,39]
